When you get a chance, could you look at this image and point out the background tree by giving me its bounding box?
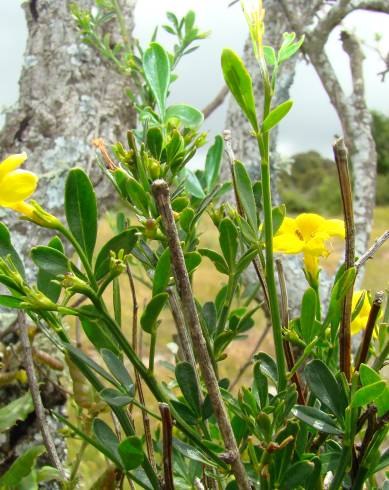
[0,1,136,484]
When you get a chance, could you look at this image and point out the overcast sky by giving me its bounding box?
[1,0,388,160]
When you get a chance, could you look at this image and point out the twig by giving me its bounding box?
[18,311,66,478]
[167,287,197,366]
[223,129,270,312]
[355,230,389,270]
[159,403,175,490]
[355,291,384,371]
[276,259,305,405]
[202,85,229,120]
[152,180,251,490]
[126,262,157,473]
[334,137,355,382]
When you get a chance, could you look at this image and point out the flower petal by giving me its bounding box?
[0,170,38,205]
[0,153,28,180]
[276,216,298,236]
[295,213,325,241]
[303,232,330,256]
[273,233,304,254]
[321,219,345,238]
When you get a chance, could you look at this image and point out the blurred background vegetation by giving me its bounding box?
[279,110,389,214]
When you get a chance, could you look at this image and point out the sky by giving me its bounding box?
[0,0,388,160]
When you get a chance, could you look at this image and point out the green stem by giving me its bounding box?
[148,325,157,373]
[257,132,287,392]
[329,444,351,490]
[58,225,98,291]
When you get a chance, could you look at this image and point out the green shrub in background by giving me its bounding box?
[278,151,342,215]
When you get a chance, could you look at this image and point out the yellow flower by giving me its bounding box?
[351,290,380,337]
[241,0,266,62]
[0,153,38,218]
[273,213,345,277]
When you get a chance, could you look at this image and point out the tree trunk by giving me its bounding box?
[0,1,136,485]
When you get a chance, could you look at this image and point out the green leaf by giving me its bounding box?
[54,412,123,470]
[374,447,389,474]
[280,460,314,490]
[205,135,224,190]
[359,363,381,385]
[143,42,171,116]
[126,177,149,214]
[172,437,217,467]
[176,362,201,416]
[351,381,386,408]
[233,160,258,231]
[236,247,258,274]
[278,35,304,63]
[118,436,144,471]
[219,218,238,271]
[146,126,163,159]
[171,399,198,425]
[0,445,45,486]
[153,248,171,296]
[94,229,138,280]
[199,248,229,275]
[263,45,277,66]
[0,295,24,309]
[93,418,120,461]
[0,222,24,277]
[291,405,343,435]
[184,252,202,275]
[36,466,63,483]
[304,360,347,420]
[65,168,97,262]
[31,246,69,276]
[81,317,119,355]
[99,388,132,407]
[0,392,34,432]
[184,169,205,199]
[300,288,317,343]
[65,343,118,388]
[262,100,293,133]
[165,104,204,129]
[272,204,285,235]
[140,292,168,333]
[101,348,134,396]
[253,362,268,409]
[36,236,64,302]
[254,352,278,384]
[221,48,258,132]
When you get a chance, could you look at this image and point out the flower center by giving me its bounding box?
[295,229,304,241]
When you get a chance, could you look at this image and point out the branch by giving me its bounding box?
[18,312,65,478]
[355,291,384,370]
[202,85,229,120]
[341,30,365,100]
[126,263,157,473]
[159,403,174,490]
[351,0,389,14]
[152,180,251,490]
[334,138,355,381]
[356,230,389,269]
[276,260,305,405]
[280,0,349,118]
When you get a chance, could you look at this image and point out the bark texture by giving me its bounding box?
[0,0,136,277]
[225,0,386,314]
[0,1,136,485]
